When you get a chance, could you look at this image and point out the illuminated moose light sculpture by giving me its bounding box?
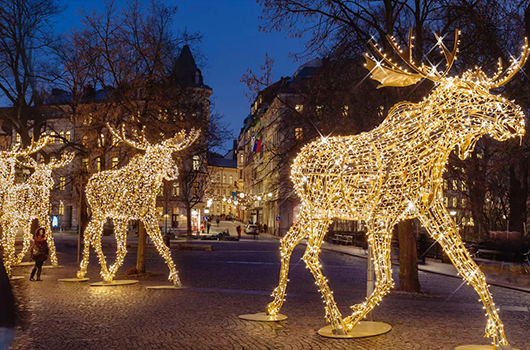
[8,152,75,267]
[0,137,52,276]
[264,31,528,349]
[76,124,200,286]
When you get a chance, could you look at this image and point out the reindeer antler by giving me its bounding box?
[9,136,51,157]
[489,38,530,88]
[106,123,150,151]
[166,128,201,151]
[365,29,460,88]
[48,151,75,169]
[15,155,38,169]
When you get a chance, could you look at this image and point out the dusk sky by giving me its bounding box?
[56,0,306,152]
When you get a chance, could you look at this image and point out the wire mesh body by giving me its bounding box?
[264,56,527,347]
[76,127,199,286]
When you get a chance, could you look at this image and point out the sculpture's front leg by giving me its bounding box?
[417,200,510,348]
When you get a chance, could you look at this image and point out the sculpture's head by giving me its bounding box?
[364,29,528,159]
[107,123,200,181]
[17,151,75,190]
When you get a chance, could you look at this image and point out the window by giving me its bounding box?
[223,174,226,183]
[65,131,71,142]
[192,182,199,197]
[229,175,233,185]
[58,203,64,215]
[444,197,448,207]
[192,155,200,171]
[295,104,303,113]
[240,153,244,164]
[295,127,303,140]
[15,133,21,143]
[59,131,65,144]
[82,136,89,147]
[111,157,119,169]
[98,134,105,147]
[461,198,467,207]
[342,105,349,117]
[96,157,102,172]
[172,182,180,197]
[377,105,385,117]
[462,181,467,192]
[316,105,323,115]
[443,180,448,190]
[452,180,458,191]
[59,177,66,191]
[239,170,243,180]
[452,197,457,208]
[81,158,88,171]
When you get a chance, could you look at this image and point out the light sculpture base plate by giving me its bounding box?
[318,321,392,339]
[455,346,519,350]
[90,280,139,287]
[146,285,186,290]
[9,276,25,281]
[58,278,90,282]
[43,265,64,269]
[15,262,34,266]
[238,312,287,322]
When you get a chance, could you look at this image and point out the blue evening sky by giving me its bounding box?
[56,0,306,152]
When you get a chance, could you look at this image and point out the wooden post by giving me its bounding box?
[136,220,147,273]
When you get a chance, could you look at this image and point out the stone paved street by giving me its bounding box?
[8,232,530,350]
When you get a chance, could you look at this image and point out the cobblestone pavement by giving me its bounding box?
[8,235,530,350]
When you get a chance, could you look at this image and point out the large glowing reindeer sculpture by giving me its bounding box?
[0,137,52,275]
[264,30,528,349]
[8,152,75,267]
[77,124,200,286]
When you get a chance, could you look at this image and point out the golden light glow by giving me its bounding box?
[265,31,528,348]
[76,124,200,286]
[0,137,63,276]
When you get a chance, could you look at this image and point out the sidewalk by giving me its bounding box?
[261,233,530,293]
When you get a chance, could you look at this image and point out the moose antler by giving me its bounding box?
[106,123,150,151]
[364,29,460,88]
[48,151,75,169]
[166,128,201,151]
[9,136,51,157]
[488,38,530,88]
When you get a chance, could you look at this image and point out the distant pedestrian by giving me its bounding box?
[29,227,49,281]
[0,255,16,350]
[206,221,211,234]
[263,223,268,233]
[216,218,220,226]
[236,225,242,239]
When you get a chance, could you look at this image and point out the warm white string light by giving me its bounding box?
[0,137,54,276]
[76,124,200,286]
[264,31,528,348]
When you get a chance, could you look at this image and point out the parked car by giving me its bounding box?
[245,224,259,235]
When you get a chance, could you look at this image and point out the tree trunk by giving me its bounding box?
[136,221,147,273]
[397,219,420,292]
[509,163,528,233]
[186,204,192,234]
[77,185,88,264]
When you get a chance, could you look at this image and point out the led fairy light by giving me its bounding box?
[263,29,528,348]
[8,152,75,267]
[0,137,52,276]
[76,124,200,286]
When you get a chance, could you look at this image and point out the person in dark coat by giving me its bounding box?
[0,255,16,349]
[236,225,242,239]
[29,227,49,281]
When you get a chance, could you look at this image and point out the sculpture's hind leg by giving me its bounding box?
[77,217,105,279]
[418,200,510,348]
[15,221,32,264]
[302,219,350,333]
[143,214,181,286]
[105,219,128,282]
[266,210,311,316]
[343,218,394,330]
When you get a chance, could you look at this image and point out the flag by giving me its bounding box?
[253,139,262,152]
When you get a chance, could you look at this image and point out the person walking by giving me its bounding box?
[0,255,16,350]
[236,225,242,240]
[29,227,49,281]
